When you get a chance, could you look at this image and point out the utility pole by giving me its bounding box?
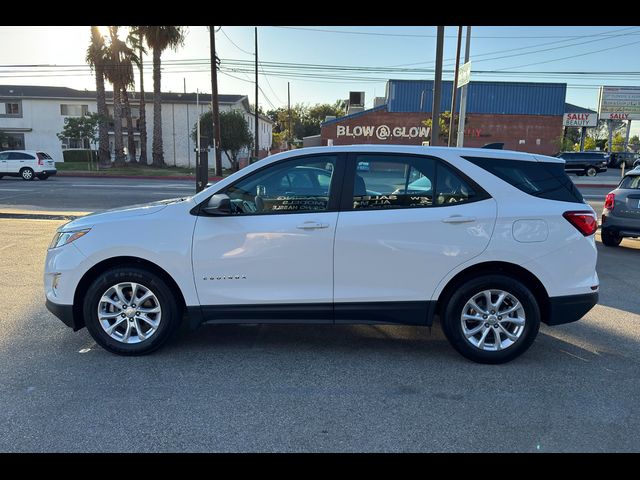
[431,26,445,146]
[288,82,291,149]
[210,26,222,177]
[456,26,471,147]
[254,27,259,160]
[185,78,190,168]
[448,26,463,147]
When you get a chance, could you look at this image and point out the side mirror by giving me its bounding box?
[202,194,232,216]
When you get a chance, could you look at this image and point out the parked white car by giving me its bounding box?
[0,150,57,180]
[44,145,599,363]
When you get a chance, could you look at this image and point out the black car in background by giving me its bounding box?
[556,151,609,177]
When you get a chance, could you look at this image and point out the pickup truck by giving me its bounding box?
[556,151,609,177]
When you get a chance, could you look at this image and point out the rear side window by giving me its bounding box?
[463,156,584,203]
[620,175,640,189]
[8,152,35,160]
[37,152,52,160]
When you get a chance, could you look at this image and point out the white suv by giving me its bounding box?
[44,145,599,363]
[0,150,57,180]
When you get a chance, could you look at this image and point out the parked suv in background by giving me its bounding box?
[609,152,640,169]
[0,150,57,180]
[556,151,609,177]
[44,145,599,364]
[601,166,640,246]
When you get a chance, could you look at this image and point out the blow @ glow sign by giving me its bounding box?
[336,125,430,141]
[598,86,640,120]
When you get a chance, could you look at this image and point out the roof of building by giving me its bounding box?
[386,79,567,116]
[564,103,597,114]
[0,84,246,105]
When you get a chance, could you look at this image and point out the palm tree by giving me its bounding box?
[86,26,111,167]
[130,27,148,165]
[139,26,186,167]
[103,26,138,167]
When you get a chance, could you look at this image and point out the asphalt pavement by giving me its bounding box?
[0,169,638,452]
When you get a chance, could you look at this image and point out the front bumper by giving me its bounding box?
[545,292,598,326]
[45,299,80,330]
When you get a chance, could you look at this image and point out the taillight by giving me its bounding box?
[37,153,44,165]
[563,211,598,236]
[604,193,615,211]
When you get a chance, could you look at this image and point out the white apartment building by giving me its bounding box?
[0,85,273,167]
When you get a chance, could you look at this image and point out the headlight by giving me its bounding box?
[49,228,90,249]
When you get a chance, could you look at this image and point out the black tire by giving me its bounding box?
[20,167,35,181]
[83,266,182,355]
[441,274,541,364]
[601,229,622,247]
[586,167,597,177]
[38,173,49,180]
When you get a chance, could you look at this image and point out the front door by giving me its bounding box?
[192,154,343,322]
[333,153,497,324]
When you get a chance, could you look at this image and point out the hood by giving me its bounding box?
[60,197,191,230]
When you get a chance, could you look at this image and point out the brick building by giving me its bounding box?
[321,79,569,156]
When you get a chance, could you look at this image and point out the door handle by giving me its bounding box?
[296,222,329,230]
[441,215,476,224]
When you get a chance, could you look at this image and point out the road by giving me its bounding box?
[0,171,638,452]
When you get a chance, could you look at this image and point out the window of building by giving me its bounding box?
[0,99,22,117]
[60,104,89,116]
[0,132,25,150]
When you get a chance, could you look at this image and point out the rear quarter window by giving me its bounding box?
[620,175,640,189]
[463,156,585,204]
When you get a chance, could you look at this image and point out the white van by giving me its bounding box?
[0,150,57,180]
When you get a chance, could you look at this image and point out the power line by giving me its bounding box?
[219,27,254,56]
[270,25,640,39]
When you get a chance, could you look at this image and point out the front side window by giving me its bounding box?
[222,155,337,215]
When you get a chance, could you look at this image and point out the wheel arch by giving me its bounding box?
[72,256,187,330]
[433,261,550,325]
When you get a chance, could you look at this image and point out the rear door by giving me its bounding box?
[333,152,497,324]
[7,152,35,173]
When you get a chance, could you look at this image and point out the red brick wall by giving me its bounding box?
[321,111,563,156]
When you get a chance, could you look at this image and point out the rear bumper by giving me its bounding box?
[545,292,598,326]
[40,170,57,176]
[45,299,80,331]
[602,223,640,238]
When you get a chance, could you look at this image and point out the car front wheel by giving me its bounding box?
[83,266,181,355]
[441,274,541,364]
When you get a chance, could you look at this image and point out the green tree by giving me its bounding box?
[583,136,597,151]
[103,26,139,166]
[56,113,102,145]
[139,26,186,167]
[609,132,626,152]
[629,135,640,153]
[86,26,112,167]
[193,110,253,172]
[422,112,455,145]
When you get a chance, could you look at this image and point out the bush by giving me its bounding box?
[62,149,99,163]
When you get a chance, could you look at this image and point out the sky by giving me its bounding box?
[1,25,639,133]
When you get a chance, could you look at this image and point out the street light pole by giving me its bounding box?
[457,26,472,147]
[448,26,463,147]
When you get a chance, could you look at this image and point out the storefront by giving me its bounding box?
[321,80,568,156]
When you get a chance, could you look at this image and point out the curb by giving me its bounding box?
[57,173,224,182]
[0,212,85,221]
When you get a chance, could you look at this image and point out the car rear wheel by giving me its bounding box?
[586,167,597,177]
[38,173,49,180]
[20,167,35,181]
[83,266,181,355]
[441,274,541,364]
[601,229,622,247]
